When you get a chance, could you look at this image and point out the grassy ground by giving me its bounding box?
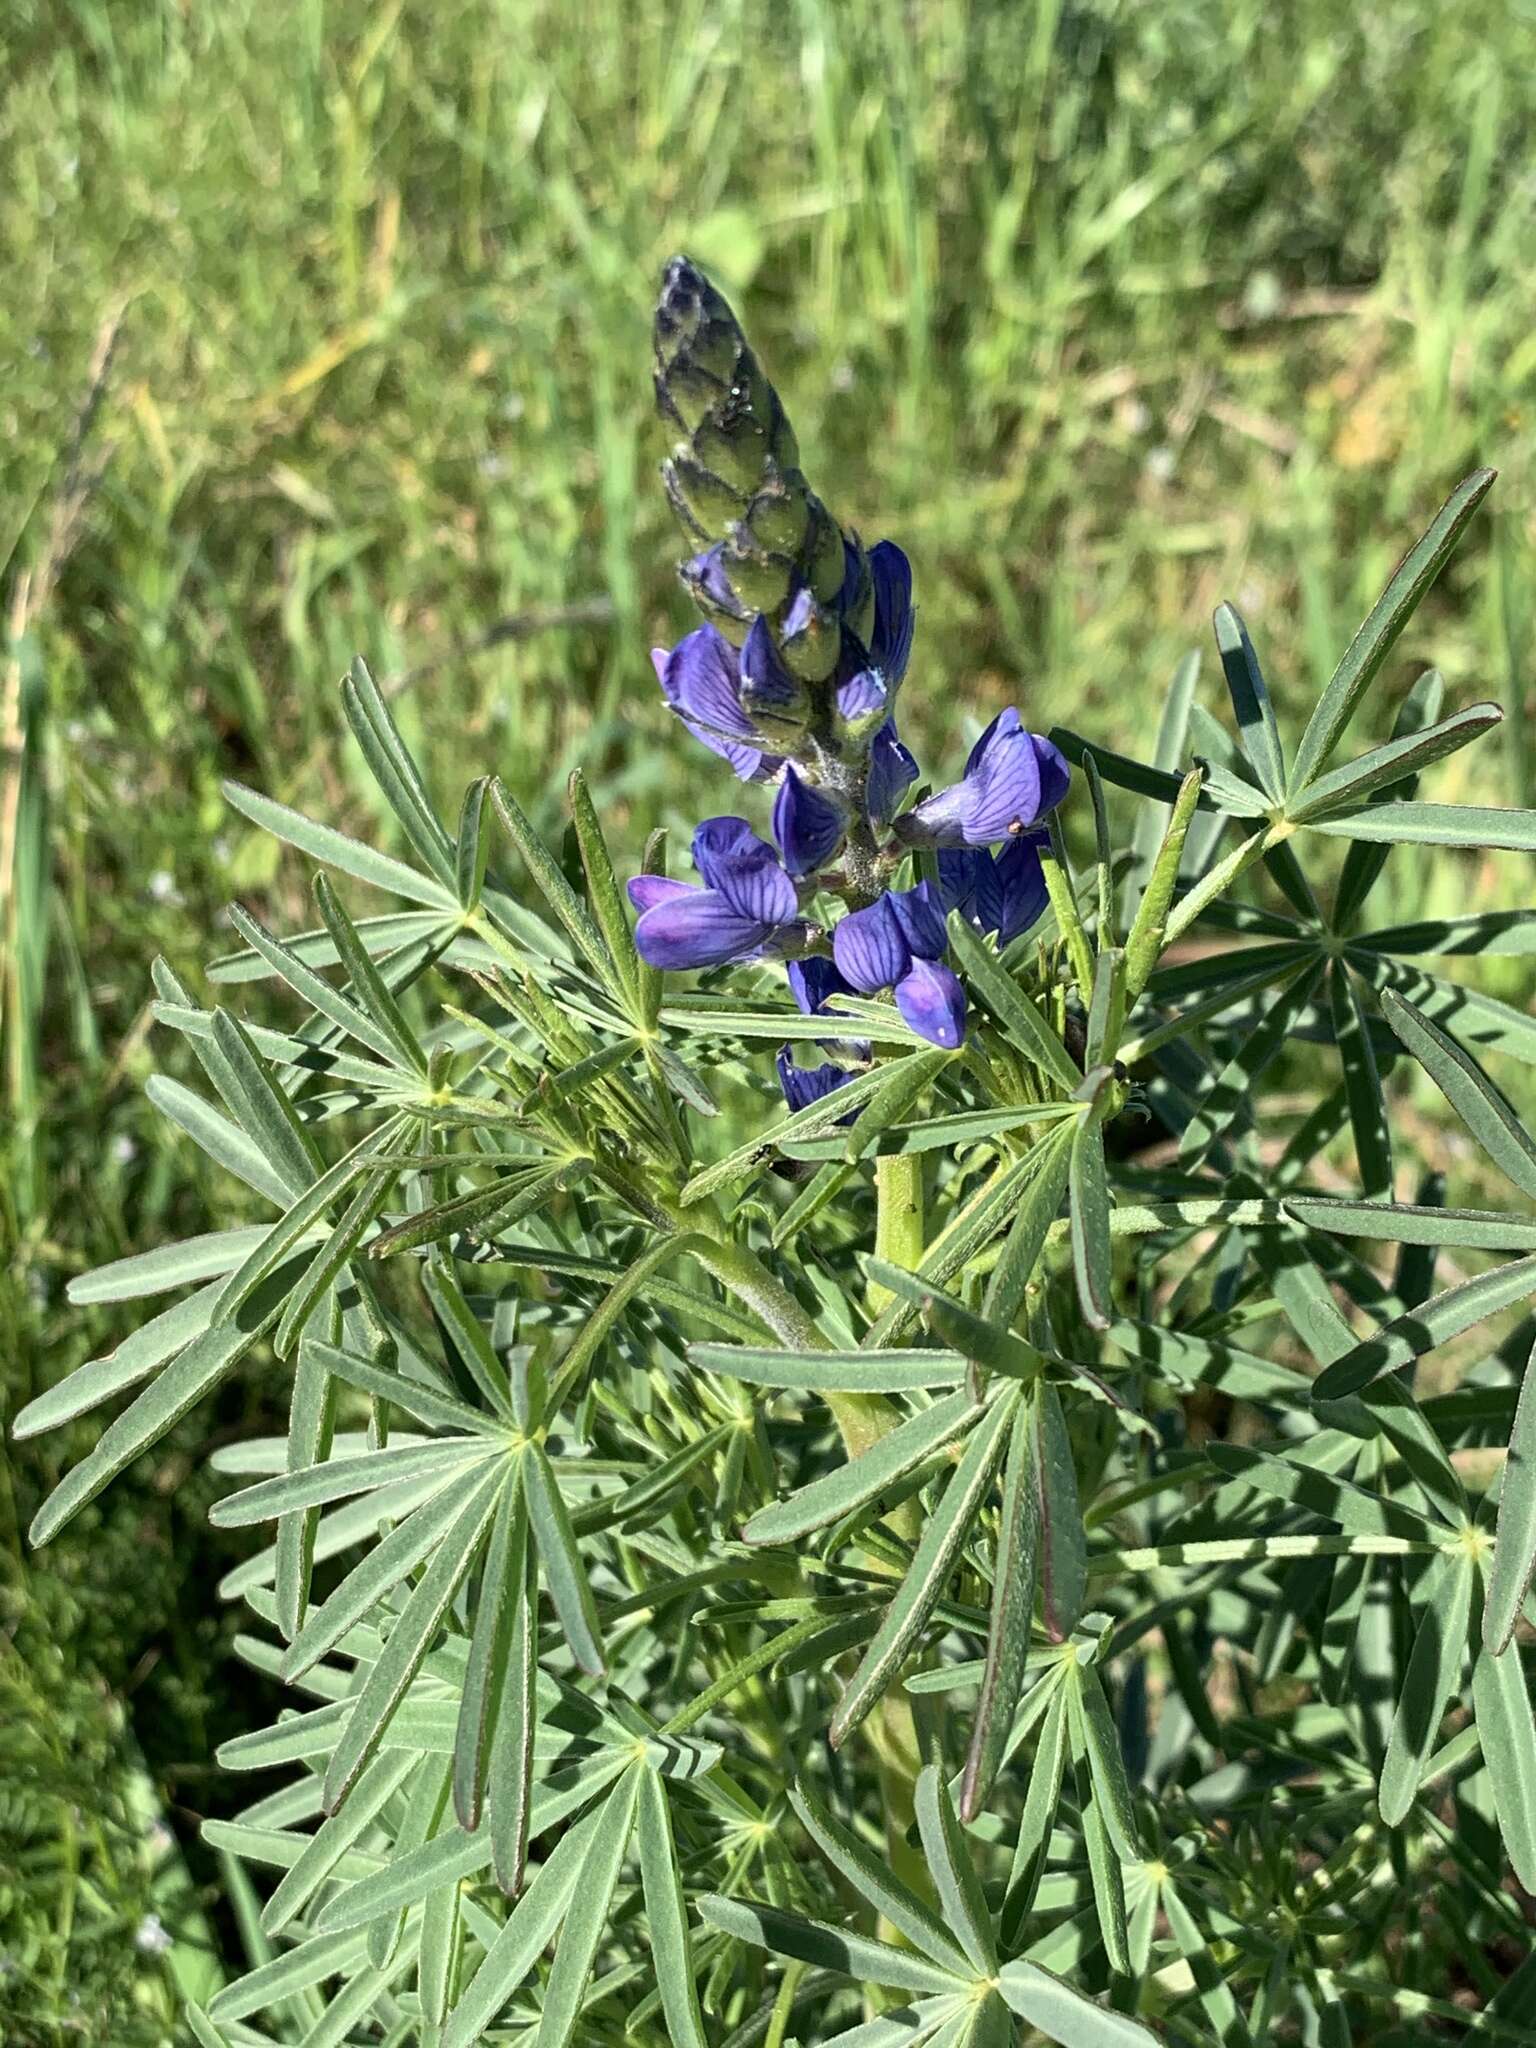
[3,0,1535,2030]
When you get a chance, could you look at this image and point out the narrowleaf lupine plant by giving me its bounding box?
[19,259,1536,2045]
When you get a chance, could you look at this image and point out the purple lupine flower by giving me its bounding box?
[866,720,919,821]
[652,628,782,782]
[775,1045,857,1116]
[739,616,809,731]
[939,833,1049,946]
[832,883,967,1049]
[773,765,846,877]
[865,540,915,684]
[629,818,811,970]
[786,956,854,1016]
[896,709,1069,849]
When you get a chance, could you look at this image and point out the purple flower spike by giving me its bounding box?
[897,707,1069,849]
[773,766,845,878]
[894,958,967,1049]
[776,1046,856,1116]
[866,720,919,822]
[833,897,911,995]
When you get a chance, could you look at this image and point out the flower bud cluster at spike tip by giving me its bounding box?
[654,254,847,683]
[636,256,1072,1067]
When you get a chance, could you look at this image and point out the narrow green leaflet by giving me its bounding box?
[962,1393,1042,1820]
[1214,602,1285,799]
[1000,1677,1070,1946]
[533,1764,642,2048]
[830,1392,1015,1748]
[788,1778,974,1977]
[1308,803,1536,853]
[1289,468,1496,790]
[1379,1548,1474,1825]
[698,1896,969,2001]
[691,1342,967,1394]
[635,1765,709,2048]
[1486,1337,1536,1655]
[998,1958,1158,2046]
[1471,1624,1536,1891]
[524,1442,605,1674]
[438,1804,603,2048]
[1330,960,1392,1201]
[1312,1255,1536,1400]
[913,1765,997,1974]
[1035,1384,1087,1640]
[1068,1107,1113,1331]
[947,913,1081,1091]
[323,1465,504,1809]
[1383,989,1536,1200]
[1288,702,1503,821]
[743,1389,980,1546]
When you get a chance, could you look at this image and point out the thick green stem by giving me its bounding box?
[868,1152,925,1317]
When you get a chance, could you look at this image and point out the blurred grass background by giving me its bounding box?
[3,0,1535,2031]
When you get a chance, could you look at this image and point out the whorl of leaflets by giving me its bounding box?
[16,246,1536,2048]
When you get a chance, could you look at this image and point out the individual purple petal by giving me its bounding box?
[1032,734,1071,817]
[991,833,1050,944]
[691,817,798,925]
[893,780,976,849]
[895,958,967,1049]
[867,540,914,683]
[866,721,919,822]
[833,897,911,994]
[650,647,670,687]
[937,848,984,918]
[963,722,1044,842]
[773,766,845,877]
[836,668,887,722]
[787,956,853,1015]
[627,874,693,913]
[692,817,765,886]
[683,543,751,623]
[634,891,771,970]
[888,880,948,961]
[776,1046,854,1115]
[964,706,1021,778]
[663,625,755,739]
[740,615,801,712]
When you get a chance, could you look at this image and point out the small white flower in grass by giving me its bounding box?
[135,1913,172,1956]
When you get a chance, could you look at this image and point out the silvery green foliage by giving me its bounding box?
[18,265,1536,2045]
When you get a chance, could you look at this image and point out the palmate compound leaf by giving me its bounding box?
[704,1767,1156,2047]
